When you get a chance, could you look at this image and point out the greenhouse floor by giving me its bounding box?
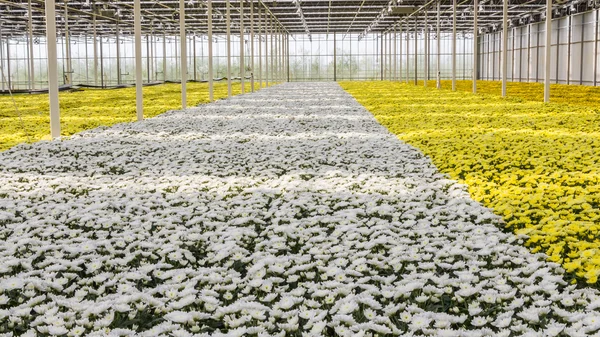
[1,82,599,336]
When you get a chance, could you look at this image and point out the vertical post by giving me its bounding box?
[100,34,104,88]
[208,0,214,101]
[250,0,255,92]
[579,15,584,85]
[180,0,187,109]
[527,24,531,82]
[334,32,337,81]
[424,9,428,87]
[240,0,245,94]
[64,1,72,85]
[193,35,197,81]
[265,12,269,87]
[452,0,457,90]
[594,9,599,86]
[394,27,397,80]
[544,0,551,102]
[117,21,122,86]
[387,31,394,81]
[270,15,274,85]
[473,0,478,93]
[45,0,61,138]
[436,0,441,89]
[406,25,409,83]
[146,35,151,82]
[28,0,35,90]
[567,16,571,85]
[0,22,3,91]
[399,24,403,82]
[134,0,143,121]
[93,15,98,86]
[6,36,11,89]
[258,5,262,88]
[381,34,384,80]
[226,0,232,97]
[414,18,418,85]
[502,0,508,96]
[163,33,167,81]
[287,34,290,82]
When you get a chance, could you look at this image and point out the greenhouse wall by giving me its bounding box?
[478,9,600,85]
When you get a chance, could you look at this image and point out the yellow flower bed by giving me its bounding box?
[0,81,271,152]
[341,81,600,285]
[436,80,600,108]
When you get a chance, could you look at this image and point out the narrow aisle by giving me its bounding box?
[0,83,598,336]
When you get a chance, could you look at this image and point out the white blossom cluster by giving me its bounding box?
[1,83,600,337]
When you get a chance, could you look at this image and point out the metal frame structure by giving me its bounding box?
[1,0,599,137]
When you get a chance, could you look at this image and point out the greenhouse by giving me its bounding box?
[1,0,600,335]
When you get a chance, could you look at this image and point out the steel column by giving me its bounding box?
[134,0,143,121]
[226,0,232,97]
[250,0,255,92]
[452,0,457,90]
[502,0,508,96]
[594,9,599,86]
[258,5,262,88]
[544,0,552,102]
[425,10,428,87]
[208,0,214,101]
[64,1,72,85]
[28,0,35,90]
[180,0,187,108]
[45,0,61,138]
[436,0,441,89]
[240,0,245,94]
[473,0,478,93]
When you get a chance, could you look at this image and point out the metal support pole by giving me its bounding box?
[180,0,187,109]
[502,0,508,96]
[381,34,384,81]
[146,35,151,83]
[208,0,214,101]
[425,10,428,87]
[287,34,290,82]
[258,5,262,88]
[226,0,232,97]
[544,0,552,102]
[406,27,409,83]
[45,0,61,138]
[452,0,457,90]
[163,33,167,81]
[100,33,104,88]
[270,16,274,85]
[28,0,35,90]
[6,39,10,89]
[334,32,337,81]
[594,9,599,86]
[250,0,255,92]
[265,13,269,87]
[134,0,143,121]
[436,0,441,89]
[394,27,397,80]
[193,35,197,81]
[473,0,478,93]
[240,0,245,94]
[0,22,4,91]
[399,24,403,81]
[64,1,72,85]
[116,21,122,86]
[414,18,418,85]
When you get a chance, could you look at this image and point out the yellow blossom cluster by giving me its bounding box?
[341,81,600,285]
[0,81,267,151]
[438,80,600,108]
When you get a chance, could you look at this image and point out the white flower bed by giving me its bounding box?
[0,83,599,337]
